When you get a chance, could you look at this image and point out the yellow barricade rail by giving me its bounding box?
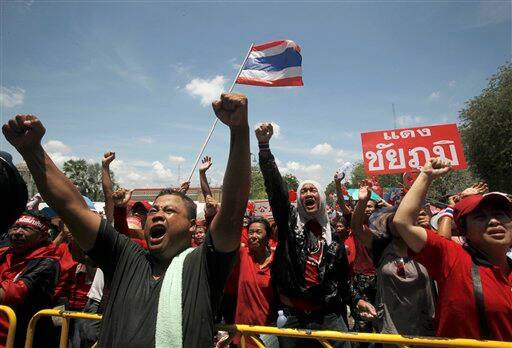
[23,310,512,348]
[0,305,17,348]
[218,324,512,348]
[24,309,102,348]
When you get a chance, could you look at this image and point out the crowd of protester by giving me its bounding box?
[0,93,510,347]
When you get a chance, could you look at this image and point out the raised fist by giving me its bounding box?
[199,156,212,173]
[420,158,452,179]
[178,181,190,194]
[255,123,273,144]
[212,93,248,128]
[112,188,134,208]
[334,171,345,183]
[2,115,46,151]
[358,184,372,202]
[102,151,116,168]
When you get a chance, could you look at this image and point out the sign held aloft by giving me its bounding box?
[361,123,467,175]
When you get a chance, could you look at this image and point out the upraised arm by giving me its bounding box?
[2,115,100,251]
[393,158,452,252]
[350,184,374,249]
[102,151,116,224]
[199,156,213,200]
[209,93,250,253]
[256,123,290,224]
[334,171,351,216]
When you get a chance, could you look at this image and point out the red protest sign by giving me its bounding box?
[361,123,467,175]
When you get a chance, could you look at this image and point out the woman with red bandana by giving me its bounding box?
[394,158,512,341]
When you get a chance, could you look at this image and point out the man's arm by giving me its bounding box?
[209,94,250,253]
[199,156,213,200]
[350,184,373,249]
[256,123,290,225]
[2,115,100,251]
[393,158,452,252]
[101,151,116,224]
[334,171,351,216]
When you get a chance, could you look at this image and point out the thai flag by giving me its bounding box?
[236,40,303,87]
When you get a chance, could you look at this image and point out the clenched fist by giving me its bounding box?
[212,93,248,128]
[112,188,134,208]
[2,115,46,151]
[420,158,452,179]
[102,151,116,168]
[255,123,273,144]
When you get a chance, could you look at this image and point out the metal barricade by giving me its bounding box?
[24,309,102,348]
[0,305,17,348]
[218,324,512,348]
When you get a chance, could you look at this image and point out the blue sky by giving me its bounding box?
[1,0,510,189]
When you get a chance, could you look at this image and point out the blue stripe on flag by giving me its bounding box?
[243,47,302,72]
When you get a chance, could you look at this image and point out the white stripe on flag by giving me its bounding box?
[249,40,296,59]
[238,66,302,81]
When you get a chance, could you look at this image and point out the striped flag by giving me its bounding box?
[236,40,303,87]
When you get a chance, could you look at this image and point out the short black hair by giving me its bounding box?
[248,216,271,239]
[154,189,197,220]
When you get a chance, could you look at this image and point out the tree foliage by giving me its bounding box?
[283,173,299,191]
[250,165,267,200]
[63,159,118,201]
[459,62,512,193]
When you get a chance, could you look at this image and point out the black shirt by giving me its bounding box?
[87,219,237,347]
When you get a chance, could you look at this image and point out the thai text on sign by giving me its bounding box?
[360,123,467,175]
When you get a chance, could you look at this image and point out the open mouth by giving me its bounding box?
[304,198,316,209]
[149,224,166,243]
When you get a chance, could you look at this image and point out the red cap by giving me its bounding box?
[453,192,512,231]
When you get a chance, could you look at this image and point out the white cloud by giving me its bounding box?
[475,2,511,28]
[396,115,426,128]
[185,75,226,107]
[169,155,186,164]
[0,87,25,108]
[253,122,281,139]
[280,161,323,182]
[311,143,334,156]
[110,159,177,188]
[448,80,456,88]
[429,91,440,100]
[43,140,78,167]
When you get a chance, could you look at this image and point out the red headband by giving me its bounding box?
[14,214,49,234]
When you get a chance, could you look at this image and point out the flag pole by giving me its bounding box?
[186,43,254,183]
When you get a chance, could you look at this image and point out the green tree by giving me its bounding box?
[250,165,267,200]
[283,173,299,191]
[63,159,118,201]
[459,62,512,193]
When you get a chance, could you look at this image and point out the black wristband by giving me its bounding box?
[258,142,269,150]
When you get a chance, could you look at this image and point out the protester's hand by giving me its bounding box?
[205,195,219,218]
[358,183,372,202]
[448,194,459,207]
[102,151,115,168]
[460,182,488,198]
[334,171,345,183]
[112,188,134,207]
[357,299,377,321]
[199,156,212,173]
[420,158,452,179]
[2,115,46,151]
[212,93,248,128]
[255,123,273,144]
[178,181,190,194]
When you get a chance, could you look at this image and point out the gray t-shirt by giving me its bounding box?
[374,239,435,337]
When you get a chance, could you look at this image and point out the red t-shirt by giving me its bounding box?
[352,225,376,276]
[410,229,512,340]
[229,248,275,347]
[304,240,323,288]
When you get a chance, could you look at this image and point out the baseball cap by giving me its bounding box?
[453,192,512,231]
